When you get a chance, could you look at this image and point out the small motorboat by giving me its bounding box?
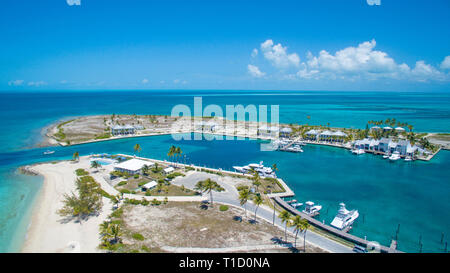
[354,149,365,155]
[383,153,390,159]
[389,151,401,161]
[404,156,413,162]
[43,150,55,155]
[302,201,322,217]
[291,202,303,208]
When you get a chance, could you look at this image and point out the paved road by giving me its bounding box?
[173,172,354,253]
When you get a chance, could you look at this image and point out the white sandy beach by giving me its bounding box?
[21,158,112,253]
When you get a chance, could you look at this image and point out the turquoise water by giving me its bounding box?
[0,90,449,253]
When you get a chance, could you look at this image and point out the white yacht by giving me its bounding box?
[383,153,390,159]
[43,150,55,155]
[404,156,413,162]
[330,203,359,231]
[232,161,277,178]
[353,149,365,155]
[389,151,401,161]
[302,201,322,217]
[284,144,303,153]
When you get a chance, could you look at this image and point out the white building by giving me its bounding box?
[305,129,320,141]
[257,126,279,137]
[279,127,293,138]
[111,125,136,136]
[196,121,218,132]
[319,130,333,141]
[163,166,175,174]
[332,131,347,142]
[114,159,154,174]
[142,181,158,191]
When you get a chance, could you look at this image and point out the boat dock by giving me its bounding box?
[277,137,304,152]
[273,196,402,253]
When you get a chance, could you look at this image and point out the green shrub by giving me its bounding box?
[166,172,184,179]
[219,205,229,211]
[133,174,139,179]
[75,169,89,176]
[117,181,127,186]
[120,189,131,194]
[151,198,161,206]
[141,245,150,252]
[110,207,123,218]
[132,233,145,241]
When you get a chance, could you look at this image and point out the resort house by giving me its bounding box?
[196,121,218,132]
[353,137,423,157]
[257,126,279,138]
[305,129,320,141]
[111,125,136,136]
[332,131,347,142]
[113,158,154,175]
[319,130,333,142]
[279,127,293,138]
[305,129,346,143]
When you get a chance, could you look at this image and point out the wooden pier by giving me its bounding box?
[273,196,402,253]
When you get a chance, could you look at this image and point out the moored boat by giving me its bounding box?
[302,201,322,217]
[330,203,359,231]
[389,151,401,161]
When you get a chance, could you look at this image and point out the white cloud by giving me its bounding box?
[251,48,258,58]
[142,78,149,84]
[285,39,448,82]
[260,39,300,69]
[410,61,444,82]
[8,80,24,86]
[305,40,399,75]
[441,56,450,70]
[247,64,265,78]
[66,0,81,6]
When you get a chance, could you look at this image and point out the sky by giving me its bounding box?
[0,0,450,91]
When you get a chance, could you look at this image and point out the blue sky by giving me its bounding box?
[1,0,449,91]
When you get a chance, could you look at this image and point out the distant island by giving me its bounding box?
[44,114,449,161]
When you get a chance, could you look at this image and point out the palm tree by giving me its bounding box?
[72,151,80,162]
[175,146,182,165]
[407,124,414,132]
[252,194,263,222]
[195,178,224,207]
[238,188,250,219]
[301,220,310,252]
[250,170,261,192]
[279,210,291,242]
[291,215,308,249]
[271,163,278,172]
[141,164,149,176]
[90,160,100,171]
[100,221,123,245]
[167,145,176,163]
[134,144,141,156]
[152,162,159,173]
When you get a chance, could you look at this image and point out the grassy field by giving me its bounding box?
[106,202,327,253]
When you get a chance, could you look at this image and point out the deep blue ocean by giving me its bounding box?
[0,90,449,253]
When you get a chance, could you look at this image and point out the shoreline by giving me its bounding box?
[21,158,112,253]
[20,155,351,253]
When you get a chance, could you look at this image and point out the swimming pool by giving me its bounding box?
[91,158,116,165]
